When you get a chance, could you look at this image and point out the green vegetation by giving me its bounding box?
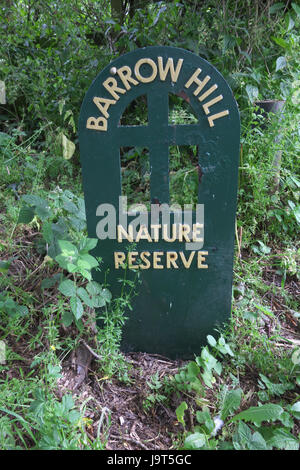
[0,0,299,450]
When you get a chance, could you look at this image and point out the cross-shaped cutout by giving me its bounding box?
[118,89,202,205]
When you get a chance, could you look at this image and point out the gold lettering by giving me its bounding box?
[117,224,133,242]
[136,225,152,242]
[114,252,126,269]
[192,223,204,242]
[117,65,139,90]
[179,251,195,269]
[198,84,218,102]
[162,224,177,242]
[86,116,107,131]
[208,110,229,127]
[140,251,151,269]
[153,251,164,269]
[166,251,178,269]
[134,58,157,83]
[157,57,183,82]
[185,68,211,96]
[197,251,208,268]
[202,95,223,115]
[128,251,139,268]
[103,77,126,100]
[93,96,116,119]
[178,224,191,242]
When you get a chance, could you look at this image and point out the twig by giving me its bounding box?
[110,433,150,450]
[81,340,103,361]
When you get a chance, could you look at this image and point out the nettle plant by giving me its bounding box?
[55,238,111,327]
[17,190,111,327]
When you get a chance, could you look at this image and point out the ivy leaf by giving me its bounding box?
[232,404,284,426]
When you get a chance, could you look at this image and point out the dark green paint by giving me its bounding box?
[79,46,240,359]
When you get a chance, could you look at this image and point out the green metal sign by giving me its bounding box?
[79,46,240,359]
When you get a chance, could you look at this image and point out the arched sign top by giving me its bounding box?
[79,45,239,132]
[78,47,240,359]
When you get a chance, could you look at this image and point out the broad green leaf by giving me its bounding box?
[62,133,75,160]
[79,253,98,269]
[58,279,76,297]
[77,268,92,281]
[15,305,28,316]
[271,36,289,48]
[233,420,252,448]
[259,374,293,396]
[290,401,300,419]
[86,281,103,296]
[276,56,287,71]
[35,204,51,221]
[57,240,78,256]
[41,277,57,289]
[77,258,93,271]
[291,2,300,17]
[0,259,12,274]
[68,409,80,425]
[232,403,284,426]
[18,206,35,224]
[47,364,62,379]
[248,431,268,450]
[187,361,200,379]
[291,348,300,365]
[22,194,48,208]
[268,429,299,450]
[70,296,83,320]
[101,288,112,303]
[221,389,242,420]
[269,3,284,14]
[62,310,73,327]
[184,432,206,449]
[63,198,78,214]
[62,394,74,413]
[77,287,95,308]
[207,335,216,347]
[246,84,258,102]
[79,238,98,254]
[176,401,187,425]
[42,221,54,244]
[69,216,86,231]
